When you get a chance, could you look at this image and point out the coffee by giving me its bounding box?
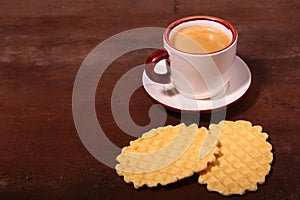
[170,25,231,54]
[146,16,238,99]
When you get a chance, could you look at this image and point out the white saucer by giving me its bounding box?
[142,56,252,112]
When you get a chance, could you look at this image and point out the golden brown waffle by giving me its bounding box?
[116,123,219,189]
[198,120,273,195]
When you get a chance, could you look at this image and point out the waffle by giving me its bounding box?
[116,123,219,189]
[198,120,273,195]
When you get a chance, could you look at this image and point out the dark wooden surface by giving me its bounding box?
[1,0,299,199]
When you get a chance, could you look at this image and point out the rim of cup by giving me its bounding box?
[164,15,238,56]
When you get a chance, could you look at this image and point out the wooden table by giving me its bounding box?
[1,0,299,199]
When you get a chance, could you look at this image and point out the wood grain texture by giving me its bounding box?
[0,0,299,199]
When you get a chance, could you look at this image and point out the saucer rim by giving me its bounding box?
[142,56,252,113]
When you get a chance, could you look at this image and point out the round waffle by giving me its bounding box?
[116,123,219,189]
[198,120,273,195]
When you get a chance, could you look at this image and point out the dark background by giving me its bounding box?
[0,0,299,199]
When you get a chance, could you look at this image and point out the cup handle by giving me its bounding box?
[145,49,170,84]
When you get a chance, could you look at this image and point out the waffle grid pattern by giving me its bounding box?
[116,124,219,189]
[198,120,273,195]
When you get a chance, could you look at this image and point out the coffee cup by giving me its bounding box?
[145,16,238,99]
